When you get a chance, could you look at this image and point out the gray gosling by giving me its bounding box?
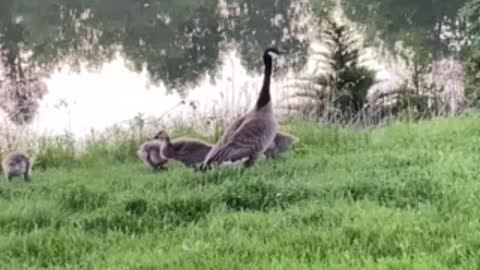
[200,47,284,171]
[264,132,298,159]
[2,151,32,181]
[137,138,168,171]
[153,130,212,168]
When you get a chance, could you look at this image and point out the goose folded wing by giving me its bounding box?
[205,119,268,164]
[217,114,247,144]
[204,140,254,164]
[172,140,207,156]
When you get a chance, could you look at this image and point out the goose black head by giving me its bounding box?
[263,47,286,61]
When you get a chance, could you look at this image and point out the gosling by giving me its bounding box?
[2,151,32,181]
[263,132,297,159]
[137,139,168,171]
[153,129,212,168]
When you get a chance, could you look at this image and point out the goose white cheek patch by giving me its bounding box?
[267,51,279,58]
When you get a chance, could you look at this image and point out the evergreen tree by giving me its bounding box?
[291,17,374,121]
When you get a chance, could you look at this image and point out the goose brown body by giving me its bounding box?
[137,140,168,171]
[2,151,32,181]
[153,131,212,168]
[200,47,282,170]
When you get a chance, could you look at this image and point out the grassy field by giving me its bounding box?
[2,113,480,269]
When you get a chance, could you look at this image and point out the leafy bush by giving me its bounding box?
[34,133,77,169]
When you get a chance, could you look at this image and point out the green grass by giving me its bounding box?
[2,113,480,269]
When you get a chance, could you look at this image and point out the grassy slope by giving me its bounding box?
[2,114,480,269]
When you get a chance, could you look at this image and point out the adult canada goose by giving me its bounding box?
[137,139,168,171]
[153,130,212,168]
[199,47,284,170]
[263,132,298,159]
[2,151,32,181]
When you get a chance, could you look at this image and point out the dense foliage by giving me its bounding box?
[338,0,479,115]
[341,0,469,62]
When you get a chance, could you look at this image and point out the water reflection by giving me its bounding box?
[0,0,312,87]
[0,0,315,130]
[34,49,293,139]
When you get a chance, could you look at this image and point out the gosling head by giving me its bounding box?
[8,159,19,169]
[153,129,169,141]
[2,152,31,181]
[7,155,25,168]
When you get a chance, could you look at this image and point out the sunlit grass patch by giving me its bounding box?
[2,115,480,268]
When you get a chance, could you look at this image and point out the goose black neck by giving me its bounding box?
[256,56,273,110]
